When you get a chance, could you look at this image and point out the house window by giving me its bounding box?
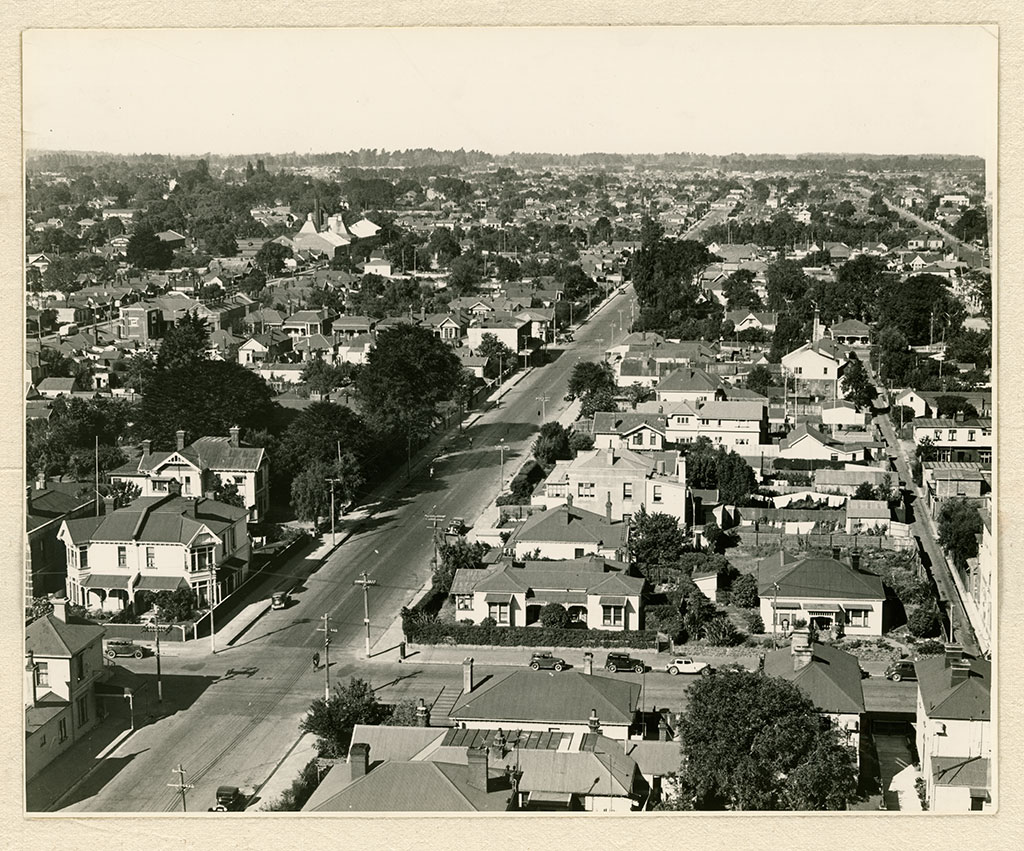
[488,602,510,625]
[117,546,127,567]
[979,450,991,464]
[78,546,89,570]
[574,548,585,558]
[830,454,839,462]
[794,367,803,375]
[845,609,869,627]
[74,654,85,681]
[623,482,633,500]
[602,606,624,627]
[948,430,957,441]
[146,547,155,569]
[823,367,828,375]
[233,475,245,486]
[934,430,943,441]
[456,595,473,611]
[632,433,643,446]
[649,432,657,446]
[191,545,216,572]
[968,430,976,442]
[577,482,595,498]
[58,718,67,743]
[76,696,89,727]
[35,662,49,688]
[653,485,663,503]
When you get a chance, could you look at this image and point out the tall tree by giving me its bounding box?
[840,355,877,410]
[568,360,616,399]
[157,311,210,371]
[630,506,687,576]
[532,422,572,467]
[674,668,859,810]
[356,324,464,443]
[127,223,173,270]
[300,677,388,759]
[937,497,983,571]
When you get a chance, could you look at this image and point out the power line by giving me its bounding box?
[168,763,194,812]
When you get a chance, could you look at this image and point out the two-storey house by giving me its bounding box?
[665,399,768,451]
[914,646,992,812]
[58,491,250,615]
[912,416,993,465]
[25,596,106,780]
[108,428,269,522]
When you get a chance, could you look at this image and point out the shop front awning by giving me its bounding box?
[774,602,802,610]
[134,575,188,592]
[81,573,134,590]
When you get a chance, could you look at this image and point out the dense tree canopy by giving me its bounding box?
[631,506,687,576]
[674,668,859,810]
[356,324,464,440]
[937,497,983,571]
[300,677,388,759]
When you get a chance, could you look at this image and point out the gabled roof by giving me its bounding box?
[758,555,885,600]
[915,656,991,721]
[26,613,105,659]
[450,671,640,726]
[696,400,765,421]
[764,642,865,715]
[67,494,244,546]
[655,366,722,394]
[517,749,638,798]
[829,318,871,336]
[515,503,627,547]
[591,412,667,437]
[453,563,643,598]
[188,436,265,472]
[846,499,890,519]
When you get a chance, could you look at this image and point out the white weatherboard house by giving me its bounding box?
[450,557,643,630]
[509,502,628,562]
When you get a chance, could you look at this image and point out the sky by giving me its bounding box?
[23,26,997,159]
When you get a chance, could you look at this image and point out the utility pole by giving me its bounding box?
[771,581,781,650]
[94,435,100,516]
[353,572,378,658]
[325,477,342,548]
[168,764,193,812]
[535,395,550,421]
[209,578,217,654]
[425,507,446,568]
[316,614,337,701]
[144,615,169,703]
[498,439,507,497]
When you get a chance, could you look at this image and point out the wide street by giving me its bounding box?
[42,286,638,812]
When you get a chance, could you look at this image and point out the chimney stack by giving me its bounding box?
[566,493,573,509]
[176,429,185,451]
[583,652,593,675]
[944,643,964,668]
[791,628,813,671]
[658,714,672,742]
[415,697,430,727]
[463,657,475,694]
[35,471,47,490]
[490,729,507,763]
[26,485,33,514]
[52,593,68,623]
[605,492,613,522]
[466,747,489,791]
[588,709,601,734]
[656,459,666,475]
[349,742,370,778]
[102,493,116,515]
[229,426,240,448]
[950,659,972,687]
[169,479,182,497]
[606,447,615,466]
[142,439,152,456]
[850,549,861,570]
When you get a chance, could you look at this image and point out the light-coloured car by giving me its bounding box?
[666,657,712,676]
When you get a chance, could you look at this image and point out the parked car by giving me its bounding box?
[209,785,246,812]
[445,518,465,536]
[884,659,918,682]
[270,591,291,610]
[666,658,712,676]
[604,652,645,674]
[529,652,566,672]
[104,639,146,659]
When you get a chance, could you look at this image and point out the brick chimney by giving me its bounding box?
[168,479,182,497]
[490,728,507,763]
[142,439,152,456]
[415,697,430,727]
[176,429,186,451]
[349,742,370,778]
[583,651,593,675]
[588,709,601,734]
[950,659,972,686]
[102,493,116,515]
[831,546,842,561]
[606,447,615,466]
[463,656,475,693]
[35,471,47,490]
[791,628,813,671]
[605,492,613,522]
[850,549,861,570]
[229,426,240,448]
[944,643,964,668]
[658,714,672,742]
[466,747,489,791]
[51,592,68,623]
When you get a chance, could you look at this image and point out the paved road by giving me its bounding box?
[50,288,636,812]
[875,414,980,656]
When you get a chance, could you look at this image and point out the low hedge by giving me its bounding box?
[773,458,846,472]
[401,609,659,649]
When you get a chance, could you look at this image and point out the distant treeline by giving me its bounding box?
[26,148,984,175]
